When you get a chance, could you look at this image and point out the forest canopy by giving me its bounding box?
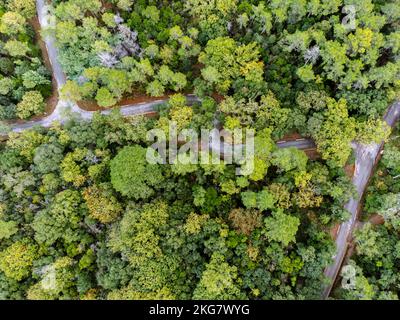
[54,0,399,166]
[0,0,399,301]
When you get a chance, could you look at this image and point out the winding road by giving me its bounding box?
[321,100,400,299]
[10,0,318,153]
[5,0,399,300]
[12,0,201,132]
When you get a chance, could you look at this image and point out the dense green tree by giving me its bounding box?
[377,193,400,230]
[110,145,164,199]
[193,253,246,300]
[33,144,64,174]
[7,0,36,18]
[82,183,122,224]
[0,12,26,35]
[27,257,78,300]
[32,190,86,246]
[4,40,30,57]
[95,87,117,108]
[308,98,356,167]
[0,220,18,240]
[0,240,38,281]
[198,37,265,97]
[271,148,308,172]
[16,91,45,119]
[60,81,82,102]
[263,209,300,246]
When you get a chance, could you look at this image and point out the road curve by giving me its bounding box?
[9,1,200,132]
[11,1,400,299]
[10,0,82,132]
[321,100,400,299]
[8,1,317,151]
